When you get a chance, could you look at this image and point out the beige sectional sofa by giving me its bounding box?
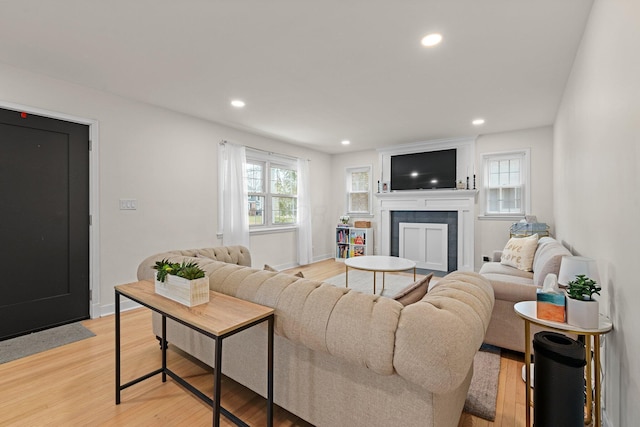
[479,236,571,353]
[137,246,494,427]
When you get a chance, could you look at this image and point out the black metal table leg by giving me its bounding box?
[213,337,223,427]
[267,315,274,427]
[115,290,121,404]
[161,315,167,382]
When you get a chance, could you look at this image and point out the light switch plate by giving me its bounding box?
[119,199,137,210]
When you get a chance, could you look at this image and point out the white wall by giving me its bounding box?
[554,0,640,425]
[0,62,333,315]
[330,150,380,253]
[332,130,555,267]
[474,126,555,269]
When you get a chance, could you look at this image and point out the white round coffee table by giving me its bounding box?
[344,256,416,294]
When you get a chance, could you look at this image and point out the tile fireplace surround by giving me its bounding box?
[375,190,477,271]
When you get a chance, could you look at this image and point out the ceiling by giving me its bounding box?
[0,1,593,154]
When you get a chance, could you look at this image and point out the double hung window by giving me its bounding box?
[246,151,298,227]
[482,150,530,217]
[346,166,372,215]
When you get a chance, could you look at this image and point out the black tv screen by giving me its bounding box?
[391,149,457,190]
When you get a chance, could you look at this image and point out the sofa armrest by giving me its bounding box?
[492,251,503,262]
[136,246,252,282]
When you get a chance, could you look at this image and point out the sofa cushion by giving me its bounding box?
[479,262,534,280]
[187,259,403,377]
[394,272,494,393]
[500,234,539,271]
[196,246,252,266]
[481,273,537,302]
[532,237,572,287]
[391,273,434,305]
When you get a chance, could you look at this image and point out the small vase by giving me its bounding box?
[566,296,599,329]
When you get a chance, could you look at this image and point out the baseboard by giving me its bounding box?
[267,254,333,271]
[313,253,333,263]
[100,300,142,317]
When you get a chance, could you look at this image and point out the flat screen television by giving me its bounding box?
[391,149,457,190]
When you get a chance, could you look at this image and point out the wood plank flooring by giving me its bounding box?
[0,259,529,426]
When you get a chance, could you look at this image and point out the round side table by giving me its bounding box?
[514,301,612,427]
[344,255,416,294]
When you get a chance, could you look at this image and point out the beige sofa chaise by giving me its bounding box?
[137,246,494,427]
[479,236,571,353]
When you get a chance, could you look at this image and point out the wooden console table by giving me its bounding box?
[115,280,275,427]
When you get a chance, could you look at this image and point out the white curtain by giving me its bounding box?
[218,142,250,248]
[297,158,313,265]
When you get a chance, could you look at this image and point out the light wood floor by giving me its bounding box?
[0,259,528,426]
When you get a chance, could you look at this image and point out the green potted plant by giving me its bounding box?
[565,274,601,329]
[153,259,209,306]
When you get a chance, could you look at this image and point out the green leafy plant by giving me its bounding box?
[153,259,205,282]
[566,274,601,301]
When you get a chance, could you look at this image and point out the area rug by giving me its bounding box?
[0,322,95,364]
[464,344,501,421]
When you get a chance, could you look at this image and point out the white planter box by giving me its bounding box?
[566,295,599,329]
[154,272,209,307]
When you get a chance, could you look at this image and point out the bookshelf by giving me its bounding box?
[335,226,373,260]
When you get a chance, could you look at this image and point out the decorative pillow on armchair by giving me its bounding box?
[500,234,539,272]
[391,273,434,306]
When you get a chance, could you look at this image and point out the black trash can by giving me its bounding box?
[533,331,586,427]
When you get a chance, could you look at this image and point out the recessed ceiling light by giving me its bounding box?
[472,118,486,126]
[341,140,350,145]
[421,33,443,47]
[231,100,245,108]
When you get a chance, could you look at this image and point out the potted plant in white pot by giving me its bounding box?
[153,259,209,306]
[565,274,601,329]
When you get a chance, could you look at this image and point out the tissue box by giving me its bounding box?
[536,290,565,322]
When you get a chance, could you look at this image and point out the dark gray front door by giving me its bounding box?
[0,108,90,340]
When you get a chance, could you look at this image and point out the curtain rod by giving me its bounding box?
[220,139,310,162]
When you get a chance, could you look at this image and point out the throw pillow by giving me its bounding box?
[391,273,434,306]
[500,233,539,272]
[263,264,304,278]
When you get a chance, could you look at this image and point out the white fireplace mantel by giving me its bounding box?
[375,190,478,271]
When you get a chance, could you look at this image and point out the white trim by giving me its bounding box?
[216,225,298,240]
[100,299,141,317]
[481,148,531,217]
[477,214,525,221]
[250,225,298,235]
[375,189,477,271]
[345,164,373,215]
[246,147,297,167]
[0,100,101,319]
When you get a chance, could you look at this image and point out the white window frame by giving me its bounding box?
[246,149,299,230]
[345,165,373,217]
[479,149,531,220]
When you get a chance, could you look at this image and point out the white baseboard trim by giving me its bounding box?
[100,300,142,317]
[267,254,334,271]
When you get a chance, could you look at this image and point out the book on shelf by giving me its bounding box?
[336,229,349,243]
[351,246,365,257]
